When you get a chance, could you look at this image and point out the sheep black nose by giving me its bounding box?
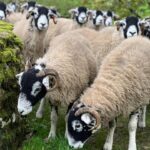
[130,32,136,36]
[41,23,46,27]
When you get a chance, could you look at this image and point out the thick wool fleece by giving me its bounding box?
[13,17,47,63]
[36,31,97,106]
[80,36,150,122]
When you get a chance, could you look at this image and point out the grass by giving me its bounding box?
[22,101,150,150]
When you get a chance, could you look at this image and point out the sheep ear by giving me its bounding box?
[21,3,28,13]
[114,20,126,31]
[113,12,120,20]
[68,8,78,19]
[25,60,32,71]
[48,9,57,24]
[26,7,38,19]
[87,10,93,20]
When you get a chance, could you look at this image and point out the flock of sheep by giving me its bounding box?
[1,1,150,150]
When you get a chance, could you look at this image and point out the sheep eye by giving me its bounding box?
[72,120,83,132]
[35,88,41,92]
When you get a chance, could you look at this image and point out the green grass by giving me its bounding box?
[22,102,150,150]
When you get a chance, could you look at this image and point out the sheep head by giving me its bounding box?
[66,100,101,149]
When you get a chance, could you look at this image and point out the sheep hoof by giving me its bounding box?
[103,143,112,150]
[36,111,43,118]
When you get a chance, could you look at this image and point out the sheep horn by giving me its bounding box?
[36,69,58,77]
[25,59,32,71]
[75,107,101,130]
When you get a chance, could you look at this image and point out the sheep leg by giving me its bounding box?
[138,105,147,128]
[47,105,58,140]
[36,98,45,118]
[103,119,116,150]
[128,112,138,150]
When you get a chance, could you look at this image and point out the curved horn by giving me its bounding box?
[25,59,32,71]
[75,107,101,130]
[36,69,59,91]
[36,69,58,77]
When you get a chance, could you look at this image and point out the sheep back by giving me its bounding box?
[37,32,97,106]
[80,36,150,121]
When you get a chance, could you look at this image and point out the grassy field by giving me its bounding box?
[22,101,150,150]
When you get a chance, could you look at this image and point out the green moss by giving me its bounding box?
[0,21,29,149]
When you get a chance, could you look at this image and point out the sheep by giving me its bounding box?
[140,17,150,39]
[40,16,145,119]
[87,10,105,31]
[66,36,150,150]
[69,6,89,27]
[16,31,97,140]
[44,6,92,51]
[7,2,19,13]
[21,1,37,13]
[0,2,7,20]
[13,6,57,63]
[103,10,119,26]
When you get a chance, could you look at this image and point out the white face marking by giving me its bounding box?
[127,25,138,37]
[0,10,5,20]
[37,15,49,30]
[81,113,91,124]
[66,127,84,149]
[17,93,32,115]
[78,12,87,24]
[105,17,113,26]
[31,81,41,96]
[72,120,83,132]
[95,15,104,26]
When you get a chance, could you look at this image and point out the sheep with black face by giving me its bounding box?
[115,16,142,38]
[7,2,18,13]
[21,1,37,13]
[66,36,150,150]
[87,10,105,31]
[0,2,6,20]
[69,6,89,26]
[16,31,97,139]
[103,10,119,26]
[13,6,57,63]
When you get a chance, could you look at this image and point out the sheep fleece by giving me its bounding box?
[36,32,97,106]
[80,36,150,121]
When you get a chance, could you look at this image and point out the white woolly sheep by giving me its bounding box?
[16,31,97,140]
[0,2,7,20]
[69,6,89,26]
[13,6,57,63]
[87,10,105,31]
[66,36,150,150]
